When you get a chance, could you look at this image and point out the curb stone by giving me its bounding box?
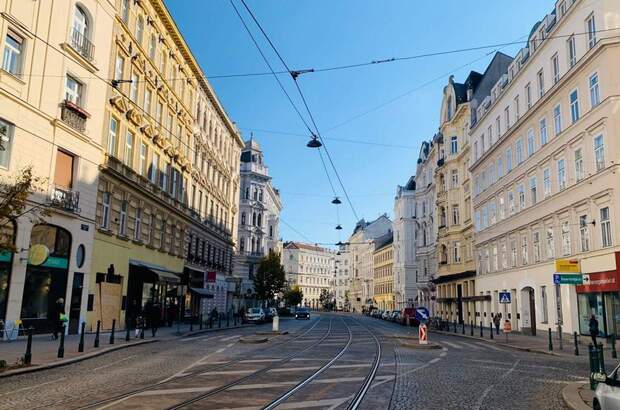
[562,382,592,410]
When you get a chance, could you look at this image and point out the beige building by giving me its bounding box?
[0,0,116,334]
[282,242,334,309]
[88,0,242,330]
[470,0,620,336]
[373,233,394,311]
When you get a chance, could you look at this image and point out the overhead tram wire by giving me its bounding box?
[239,0,360,222]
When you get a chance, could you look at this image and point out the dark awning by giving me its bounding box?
[190,287,214,298]
[129,260,181,284]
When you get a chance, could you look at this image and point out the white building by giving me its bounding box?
[233,138,281,309]
[333,246,352,310]
[393,177,419,310]
[282,242,335,309]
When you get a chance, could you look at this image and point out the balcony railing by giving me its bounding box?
[49,186,80,213]
[61,100,88,132]
[437,158,445,167]
[70,27,95,61]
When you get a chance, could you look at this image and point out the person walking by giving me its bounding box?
[493,314,501,335]
[148,302,160,337]
[50,298,64,340]
[589,314,600,347]
[135,313,144,338]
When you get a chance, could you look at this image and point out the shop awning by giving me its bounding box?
[190,287,214,298]
[129,260,181,284]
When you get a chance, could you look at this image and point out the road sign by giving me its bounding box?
[555,258,581,273]
[419,324,428,345]
[499,292,511,304]
[553,273,588,285]
[415,307,430,321]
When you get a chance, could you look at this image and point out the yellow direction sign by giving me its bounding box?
[555,258,581,273]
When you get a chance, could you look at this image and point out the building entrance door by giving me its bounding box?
[68,272,83,334]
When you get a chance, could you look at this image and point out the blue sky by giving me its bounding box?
[165,0,555,246]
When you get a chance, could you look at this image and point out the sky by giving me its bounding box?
[165,0,556,247]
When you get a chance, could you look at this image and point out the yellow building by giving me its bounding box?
[87,0,242,331]
[373,233,394,311]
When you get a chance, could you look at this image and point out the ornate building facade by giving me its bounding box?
[282,242,334,309]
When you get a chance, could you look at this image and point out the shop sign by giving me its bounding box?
[0,250,12,263]
[553,274,588,285]
[206,271,216,283]
[42,256,69,269]
[576,270,620,293]
[28,244,49,266]
[555,258,581,273]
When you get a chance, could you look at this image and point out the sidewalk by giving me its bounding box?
[562,382,594,410]
[0,320,248,377]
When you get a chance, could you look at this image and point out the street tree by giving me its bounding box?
[284,285,303,307]
[253,250,286,305]
[319,289,334,311]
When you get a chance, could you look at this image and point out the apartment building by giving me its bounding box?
[373,233,394,311]
[282,242,334,309]
[470,0,620,336]
[333,245,351,310]
[393,176,418,309]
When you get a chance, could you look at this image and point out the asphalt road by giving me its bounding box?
[0,313,591,409]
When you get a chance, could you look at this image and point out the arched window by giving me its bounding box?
[259,190,263,202]
[245,187,250,199]
[73,6,89,39]
[148,34,157,60]
[257,213,262,227]
[253,188,258,200]
[241,212,246,225]
[252,212,257,226]
[71,5,92,59]
[239,237,245,252]
[136,16,144,44]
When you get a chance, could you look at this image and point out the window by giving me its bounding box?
[488,126,493,145]
[496,116,501,137]
[527,129,535,157]
[0,119,14,168]
[452,205,460,225]
[510,239,517,267]
[574,149,584,181]
[580,215,590,252]
[541,286,548,323]
[119,201,128,236]
[601,207,612,247]
[567,36,576,68]
[508,191,515,215]
[451,169,459,188]
[517,184,525,210]
[150,151,159,183]
[124,131,134,167]
[514,95,520,120]
[101,192,110,229]
[136,16,144,44]
[516,138,523,164]
[149,34,157,60]
[590,73,600,107]
[587,14,597,49]
[537,70,545,97]
[450,136,458,154]
[54,150,74,189]
[108,117,118,156]
[594,134,605,172]
[3,32,23,75]
[473,141,478,161]
[130,72,138,102]
[539,118,548,146]
[501,243,507,269]
[114,54,125,81]
[553,104,562,135]
[557,159,566,191]
[533,232,541,262]
[504,106,510,129]
[497,157,503,179]
[525,83,532,109]
[134,208,142,241]
[529,177,537,205]
[570,90,580,123]
[453,242,461,263]
[543,167,551,198]
[144,88,152,115]
[156,101,163,123]
[546,228,555,259]
[551,54,560,84]
[561,221,571,256]
[65,75,83,106]
[499,196,505,220]
[121,0,130,24]
[521,235,528,265]
[506,148,513,171]
[139,141,147,176]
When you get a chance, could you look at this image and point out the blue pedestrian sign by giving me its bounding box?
[415,307,430,321]
[499,292,511,304]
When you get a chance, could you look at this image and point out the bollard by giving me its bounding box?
[109,319,116,345]
[227,312,230,327]
[218,314,222,328]
[94,320,101,348]
[58,325,66,358]
[480,321,483,338]
[200,314,203,330]
[79,322,86,352]
[489,324,494,340]
[470,321,474,336]
[272,315,280,332]
[548,328,553,351]
[453,320,457,333]
[462,322,465,335]
[125,323,130,342]
[598,343,606,372]
[589,343,606,390]
[209,316,213,328]
[612,334,617,359]
[140,326,144,339]
[574,332,579,356]
[24,327,33,365]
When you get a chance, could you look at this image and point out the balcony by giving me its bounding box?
[69,28,95,62]
[49,186,80,213]
[61,100,89,133]
[437,158,445,168]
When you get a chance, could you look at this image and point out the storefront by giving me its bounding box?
[576,252,620,338]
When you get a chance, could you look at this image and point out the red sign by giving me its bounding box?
[206,271,216,283]
[576,252,620,293]
[419,324,428,345]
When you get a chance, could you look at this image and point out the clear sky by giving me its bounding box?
[165,0,556,246]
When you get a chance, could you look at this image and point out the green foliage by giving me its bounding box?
[319,289,335,310]
[253,250,286,304]
[284,285,303,307]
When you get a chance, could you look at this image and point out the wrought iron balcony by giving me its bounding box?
[437,158,445,167]
[61,100,89,132]
[69,27,95,61]
[49,186,80,213]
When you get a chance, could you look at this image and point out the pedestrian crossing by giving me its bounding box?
[438,339,508,352]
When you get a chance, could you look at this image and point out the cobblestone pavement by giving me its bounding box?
[0,314,599,409]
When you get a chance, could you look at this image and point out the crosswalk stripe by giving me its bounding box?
[475,342,504,351]
[442,341,463,349]
[460,342,483,350]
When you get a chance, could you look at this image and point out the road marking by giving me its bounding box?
[533,378,589,384]
[460,342,483,350]
[0,377,67,397]
[467,359,512,366]
[441,341,462,349]
[201,369,256,376]
[429,358,441,364]
[473,360,520,410]
[228,381,298,390]
[240,358,281,363]
[225,342,235,348]
[92,355,137,371]
[331,363,372,369]
[475,342,505,351]
[221,334,241,341]
[440,352,447,357]
[180,335,217,343]
[225,397,351,410]
[159,347,229,383]
[269,366,320,372]
[136,386,215,396]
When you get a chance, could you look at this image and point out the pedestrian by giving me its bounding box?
[167,303,177,327]
[148,302,160,337]
[135,314,144,338]
[589,314,600,347]
[50,298,64,340]
[493,314,501,335]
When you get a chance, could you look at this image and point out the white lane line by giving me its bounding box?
[158,347,228,384]
[224,397,351,410]
[229,381,298,390]
[225,342,235,348]
[475,342,505,351]
[201,369,256,376]
[467,359,512,366]
[473,360,520,410]
[92,355,137,371]
[180,335,217,343]
[269,366,320,373]
[240,358,281,363]
[429,358,441,364]
[441,341,463,349]
[135,386,215,396]
[460,342,483,350]
[221,334,241,341]
[331,363,372,369]
[0,377,67,397]
[533,378,589,384]
[440,352,447,357]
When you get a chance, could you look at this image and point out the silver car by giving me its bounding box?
[594,362,620,409]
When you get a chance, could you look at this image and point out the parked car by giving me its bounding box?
[295,307,311,320]
[391,311,402,322]
[594,362,620,409]
[381,310,391,320]
[262,307,277,322]
[245,307,265,324]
